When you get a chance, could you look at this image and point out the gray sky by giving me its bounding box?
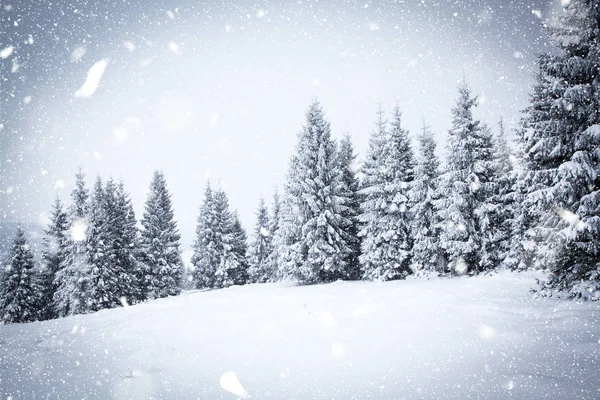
[0,0,562,248]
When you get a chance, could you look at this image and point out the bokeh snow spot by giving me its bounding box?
[504,380,515,390]
[0,46,14,59]
[70,46,86,62]
[219,372,248,398]
[477,324,496,339]
[70,218,87,242]
[455,258,468,275]
[75,59,109,98]
[332,342,346,358]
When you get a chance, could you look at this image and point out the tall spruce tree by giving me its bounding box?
[488,118,516,270]
[517,0,600,299]
[278,101,352,284]
[191,183,219,289]
[139,171,183,300]
[0,228,40,324]
[54,169,92,317]
[408,122,442,276]
[435,82,489,275]
[265,189,283,281]
[337,134,361,280]
[228,211,250,285]
[248,198,272,283]
[85,177,123,311]
[106,181,140,303]
[39,197,69,320]
[358,105,414,280]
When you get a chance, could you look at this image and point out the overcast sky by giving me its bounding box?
[0,0,564,248]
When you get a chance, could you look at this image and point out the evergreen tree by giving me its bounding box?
[105,181,140,304]
[39,197,69,320]
[54,169,92,317]
[473,123,501,271]
[139,171,183,300]
[408,122,442,276]
[85,178,123,311]
[248,198,272,283]
[337,134,361,280]
[488,118,516,270]
[358,105,414,280]
[435,82,489,275]
[265,189,283,281]
[0,228,39,324]
[517,0,600,299]
[228,211,250,285]
[191,183,219,289]
[278,101,353,283]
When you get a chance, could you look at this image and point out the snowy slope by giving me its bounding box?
[0,271,599,400]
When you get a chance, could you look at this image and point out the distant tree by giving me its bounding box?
[0,228,39,324]
[39,197,69,320]
[228,211,250,285]
[248,198,272,283]
[139,171,183,300]
[54,169,92,317]
[408,122,442,276]
[265,189,283,281]
[337,134,361,280]
[358,105,414,280]
[191,183,219,289]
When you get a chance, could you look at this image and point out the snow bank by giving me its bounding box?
[0,271,598,399]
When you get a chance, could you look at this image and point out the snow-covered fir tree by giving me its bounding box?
[105,181,140,304]
[358,105,414,280]
[228,211,250,285]
[191,183,219,289]
[408,122,442,276]
[488,118,516,270]
[473,123,501,271]
[139,171,183,300]
[85,177,122,311]
[337,134,361,280]
[0,228,40,324]
[265,189,282,281]
[248,198,272,283]
[39,197,69,320]
[517,0,600,299]
[436,82,493,275]
[54,169,92,317]
[278,101,353,283]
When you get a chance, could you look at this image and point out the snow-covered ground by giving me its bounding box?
[0,271,599,400]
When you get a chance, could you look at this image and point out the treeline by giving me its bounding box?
[1,0,599,323]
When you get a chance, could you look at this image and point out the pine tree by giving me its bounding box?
[54,169,92,317]
[517,0,600,299]
[473,123,501,271]
[39,197,69,320]
[488,118,516,270]
[106,181,141,304]
[85,177,123,311]
[435,82,490,275]
[0,228,40,324]
[248,198,272,283]
[278,101,353,283]
[139,171,183,300]
[191,183,220,289]
[337,134,361,280]
[265,189,283,281]
[228,211,250,285]
[408,122,442,276]
[358,105,414,280]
